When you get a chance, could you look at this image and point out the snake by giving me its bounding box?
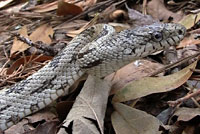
[0,23,186,131]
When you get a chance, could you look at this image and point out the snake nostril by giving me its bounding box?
[178,29,184,35]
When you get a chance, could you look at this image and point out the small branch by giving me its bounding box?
[150,52,200,76]
[168,89,200,107]
[15,34,57,55]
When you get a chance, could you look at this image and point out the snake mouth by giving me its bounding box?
[162,23,186,48]
[160,35,182,50]
[163,25,186,48]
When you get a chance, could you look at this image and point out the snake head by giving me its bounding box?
[119,23,186,57]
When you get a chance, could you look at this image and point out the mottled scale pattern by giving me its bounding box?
[0,23,186,131]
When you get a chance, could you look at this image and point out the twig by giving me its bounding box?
[15,34,57,55]
[168,89,200,107]
[150,52,200,76]
[142,0,147,15]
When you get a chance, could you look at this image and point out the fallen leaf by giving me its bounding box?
[112,103,162,134]
[23,121,58,134]
[57,0,83,16]
[57,75,111,134]
[173,107,200,122]
[25,107,57,124]
[126,5,158,28]
[112,61,197,103]
[177,34,200,48]
[6,114,58,134]
[6,55,52,75]
[29,24,54,44]
[29,0,96,13]
[4,119,29,134]
[10,24,54,58]
[147,0,183,22]
[10,26,30,56]
[179,13,200,29]
[105,60,164,95]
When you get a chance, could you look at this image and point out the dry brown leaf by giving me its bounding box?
[105,60,164,95]
[179,13,200,29]
[163,107,200,134]
[23,121,58,134]
[173,107,200,122]
[10,24,54,58]
[112,103,161,134]
[10,26,30,56]
[57,75,111,134]
[6,55,52,75]
[112,61,197,103]
[57,0,83,16]
[5,108,58,134]
[29,0,96,13]
[25,108,57,124]
[4,119,29,134]
[29,24,54,44]
[147,0,183,22]
[127,5,157,28]
[178,34,200,48]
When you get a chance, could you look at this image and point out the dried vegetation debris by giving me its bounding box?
[0,0,200,134]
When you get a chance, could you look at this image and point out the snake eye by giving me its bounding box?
[153,32,163,41]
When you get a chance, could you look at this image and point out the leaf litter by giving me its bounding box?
[0,0,200,134]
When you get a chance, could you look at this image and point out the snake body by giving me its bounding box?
[0,23,186,131]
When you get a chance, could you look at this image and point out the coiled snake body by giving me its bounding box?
[0,23,186,131]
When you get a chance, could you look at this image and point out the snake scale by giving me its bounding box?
[0,23,186,131]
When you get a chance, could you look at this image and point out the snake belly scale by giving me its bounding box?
[0,23,186,131]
